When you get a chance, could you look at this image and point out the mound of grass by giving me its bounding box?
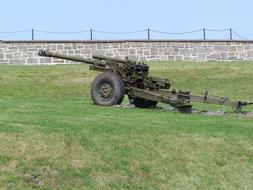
[0,61,253,189]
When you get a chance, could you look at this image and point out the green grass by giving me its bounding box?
[0,61,253,190]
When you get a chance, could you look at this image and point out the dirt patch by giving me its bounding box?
[113,103,253,117]
[24,173,44,188]
[246,112,253,117]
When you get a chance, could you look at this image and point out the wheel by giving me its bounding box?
[91,72,125,106]
[128,96,158,108]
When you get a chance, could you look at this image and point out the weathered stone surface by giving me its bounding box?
[27,58,38,64]
[0,40,253,64]
[229,46,237,52]
[213,45,226,51]
[150,48,158,55]
[247,50,253,57]
[57,44,64,49]
[167,56,175,61]
[6,54,13,59]
[39,57,52,64]
[179,49,190,56]
[0,60,10,64]
[12,60,24,64]
[197,53,207,61]
[207,53,222,60]
[175,55,183,61]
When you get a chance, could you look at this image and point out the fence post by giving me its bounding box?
[229,28,232,40]
[90,28,93,40]
[32,29,34,40]
[147,28,150,40]
[203,28,206,40]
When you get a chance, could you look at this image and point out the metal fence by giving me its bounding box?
[0,28,249,41]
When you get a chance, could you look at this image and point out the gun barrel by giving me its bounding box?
[38,50,98,65]
[92,54,126,64]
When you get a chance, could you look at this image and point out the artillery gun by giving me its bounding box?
[38,50,253,113]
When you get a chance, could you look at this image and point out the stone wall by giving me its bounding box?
[0,40,253,64]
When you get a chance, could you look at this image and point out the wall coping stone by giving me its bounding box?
[1,40,253,43]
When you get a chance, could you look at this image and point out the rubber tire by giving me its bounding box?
[128,96,158,108]
[91,72,125,106]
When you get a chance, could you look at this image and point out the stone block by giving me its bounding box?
[131,44,144,48]
[175,55,183,61]
[167,56,175,61]
[207,53,222,61]
[236,45,245,52]
[123,44,130,48]
[112,44,120,49]
[105,52,114,57]
[164,48,173,55]
[27,58,38,64]
[238,52,246,59]
[11,60,24,64]
[213,45,226,51]
[67,50,74,55]
[92,50,106,55]
[221,52,228,60]
[18,46,28,51]
[102,44,110,49]
[87,44,97,49]
[170,51,179,56]
[75,50,81,54]
[118,49,128,53]
[247,50,253,57]
[137,50,143,55]
[72,44,77,49]
[77,45,84,49]
[158,49,164,54]
[0,60,9,64]
[228,46,237,52]
[228,56,239,60]
[57,45,64,50]
[39,57,52,64]
[143,51,150,55]
[197,53,207,61]
[128,55,139,60]
[6,54,13,59]
[228,52,236,57]
[171,43,185,48]
[64,45,72,50]
[81,49,91,54]
[179,49,190,56]
[183,56,193,61]
[8,46,18,51]
[150,48,158,55]
[35,45,43,49]
[129,49,136,55]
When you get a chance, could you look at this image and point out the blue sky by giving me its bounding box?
[0,0,252,40]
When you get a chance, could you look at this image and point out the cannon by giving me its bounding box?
[38,50,253,113]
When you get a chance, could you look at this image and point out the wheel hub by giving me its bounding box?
[99,83,113,98]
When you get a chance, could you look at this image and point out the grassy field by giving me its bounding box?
[0,61,253,190]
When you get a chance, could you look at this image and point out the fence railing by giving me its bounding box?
[0,28,249,41]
